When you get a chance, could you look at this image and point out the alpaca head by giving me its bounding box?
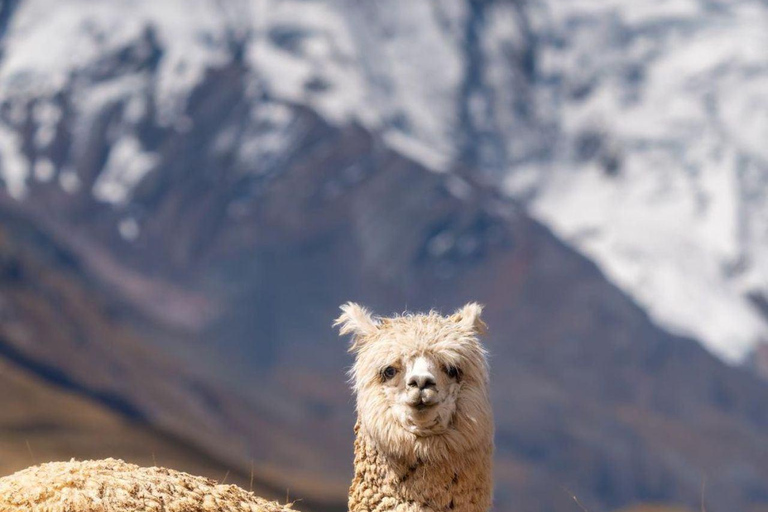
[335,302,493,463]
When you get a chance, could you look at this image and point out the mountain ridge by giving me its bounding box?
[3,0,767,363]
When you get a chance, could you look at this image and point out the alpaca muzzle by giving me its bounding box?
[406,387,439,409]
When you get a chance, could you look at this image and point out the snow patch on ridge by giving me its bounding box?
[0,126,28,198]
[0,0,475,193]
[93,137,157,205]
[518,0,768,362]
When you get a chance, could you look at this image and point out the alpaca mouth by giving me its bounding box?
[402,406,446,436]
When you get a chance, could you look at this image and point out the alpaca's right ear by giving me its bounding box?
[334,302,379,352]
[450,302,488,336]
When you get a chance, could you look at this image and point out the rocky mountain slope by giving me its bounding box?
[2,0,766,363]
[1,1,768,512]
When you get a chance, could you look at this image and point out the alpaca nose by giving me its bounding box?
[407,374,436,390]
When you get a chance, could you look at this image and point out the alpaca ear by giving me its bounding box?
[334,302,379,351]
[450,302,487,335]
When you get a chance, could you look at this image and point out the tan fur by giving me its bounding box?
[338,303,494,512]
[0,458,292,512]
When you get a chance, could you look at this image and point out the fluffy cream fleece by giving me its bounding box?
[336,302,494,512]
[0,458,293,512]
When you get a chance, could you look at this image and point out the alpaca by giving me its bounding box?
[336,302,494,512]
[0,303,493,512]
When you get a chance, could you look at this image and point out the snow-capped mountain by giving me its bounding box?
[2,0,767,364]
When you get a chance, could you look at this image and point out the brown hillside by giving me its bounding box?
[0,353,279,500]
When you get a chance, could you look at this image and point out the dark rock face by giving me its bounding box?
[0,18,767,512]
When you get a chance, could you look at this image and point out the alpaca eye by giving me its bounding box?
[445,365,461,380]
[382,366,398,380]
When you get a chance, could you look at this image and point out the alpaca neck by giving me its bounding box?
[348,424,492,512]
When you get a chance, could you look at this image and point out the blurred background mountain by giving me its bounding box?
[0,1,767,511]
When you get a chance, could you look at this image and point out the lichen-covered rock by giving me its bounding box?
[0,458,294,512]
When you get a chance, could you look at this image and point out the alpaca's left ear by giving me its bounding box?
[450,302,487,336]
[334,302,380,352]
